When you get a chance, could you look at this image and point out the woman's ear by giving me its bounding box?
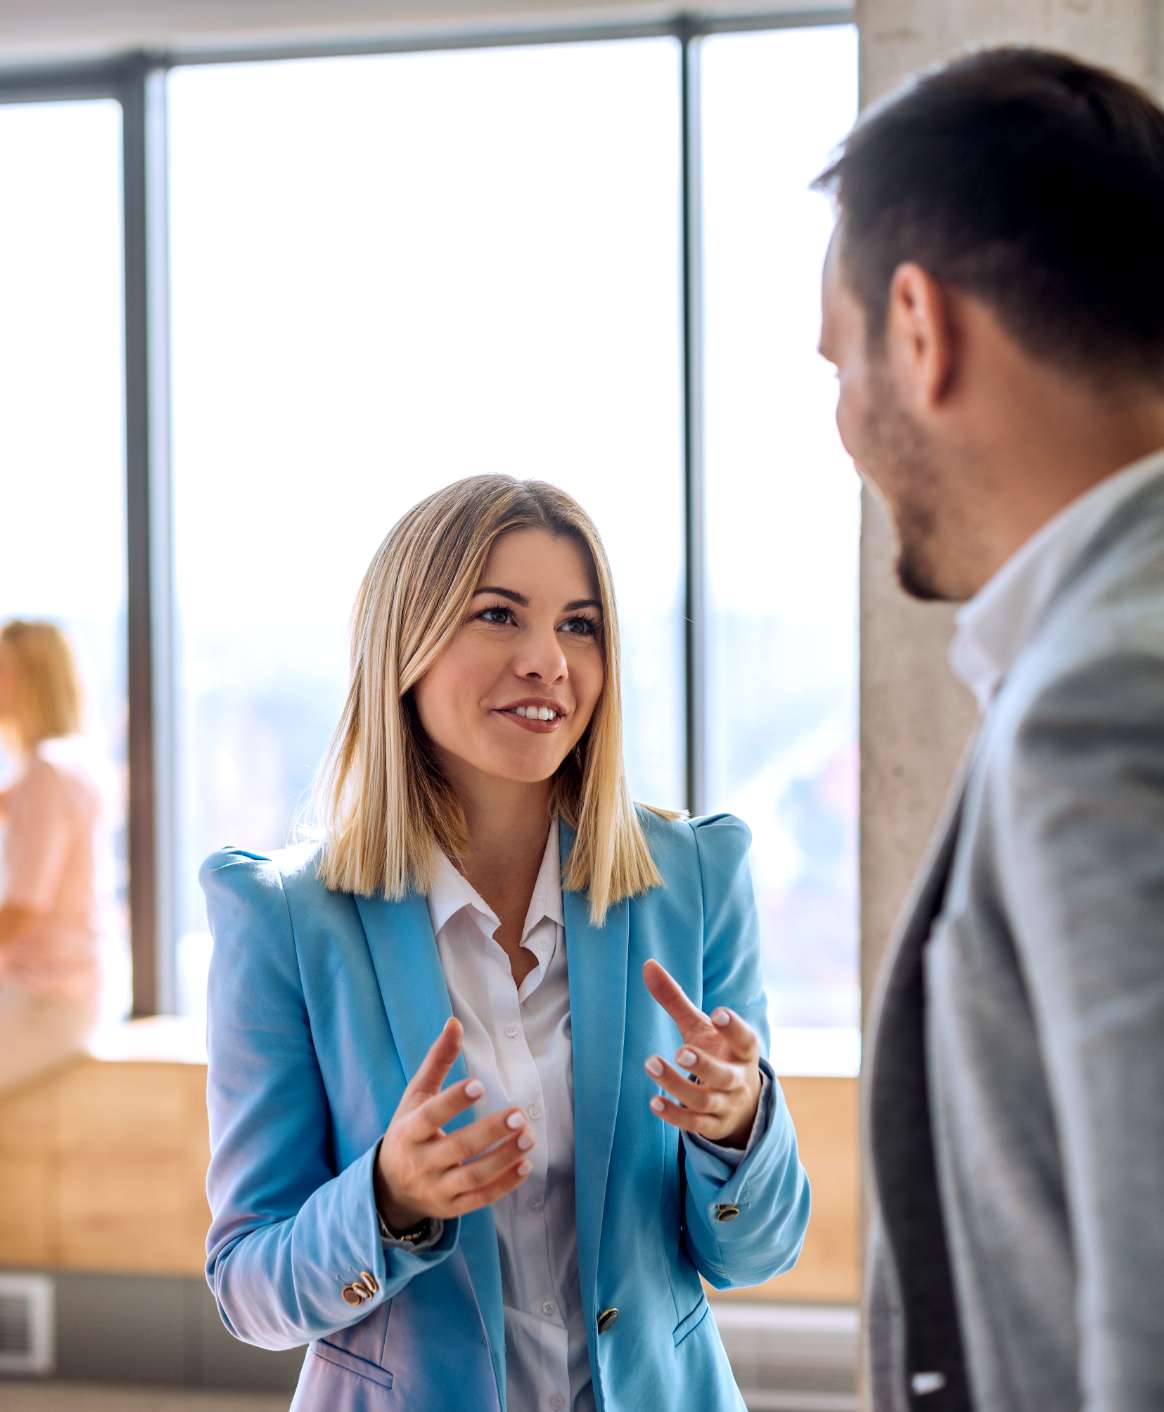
[885,261,957,414]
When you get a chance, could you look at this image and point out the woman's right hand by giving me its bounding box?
[373,1016,534,1231]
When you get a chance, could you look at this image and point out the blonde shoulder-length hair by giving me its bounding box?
[315,475,669,925]
[0,619,84,754]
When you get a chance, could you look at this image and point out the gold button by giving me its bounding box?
[341,1283,365,1306]
[596,1307,620,1334]
[359,1270,379,1295]
[714,1203,740,1223]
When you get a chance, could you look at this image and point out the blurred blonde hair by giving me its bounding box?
[316,475,668,924]
[0,619,84,753]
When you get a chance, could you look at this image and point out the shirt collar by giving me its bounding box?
[949,446,1164,710]
[426,815,563,941]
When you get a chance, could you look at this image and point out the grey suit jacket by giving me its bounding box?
[865,472,1164,1412]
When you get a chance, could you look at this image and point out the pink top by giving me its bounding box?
[0,736,106,1001]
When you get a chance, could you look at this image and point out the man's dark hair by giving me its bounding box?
[814,46,1164,384]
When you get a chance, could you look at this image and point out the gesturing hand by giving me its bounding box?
[642,959,762,1149]
[374,1016,535,1231]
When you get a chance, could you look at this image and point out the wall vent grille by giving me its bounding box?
[0,1274,54,1374]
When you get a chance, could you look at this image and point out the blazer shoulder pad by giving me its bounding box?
[198,840,323,894]
[688,811,753,851]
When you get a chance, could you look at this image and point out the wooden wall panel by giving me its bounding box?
[711,1075,859,1306]
[0,1044,859,1302]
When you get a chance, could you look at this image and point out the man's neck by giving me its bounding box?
[966,385,1164,592]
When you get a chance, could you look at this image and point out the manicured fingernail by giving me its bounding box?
[712,1010,730,1027]
[506,1111,525,1130]
[677,1049,697,1067]
[517,1160,532,1176]
[517,1134,535,1151]
[650,1096,665,1114]
[645,1056,664,1078]
[465,1080,484,1098]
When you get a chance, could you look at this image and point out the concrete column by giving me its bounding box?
[857,0,1164,1026]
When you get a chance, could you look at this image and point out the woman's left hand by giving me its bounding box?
[641,958,762,1149]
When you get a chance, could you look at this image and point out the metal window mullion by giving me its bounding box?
[122,55,175,1017]
[680,25,708,819]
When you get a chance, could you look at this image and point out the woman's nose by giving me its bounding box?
[513,625,567,681]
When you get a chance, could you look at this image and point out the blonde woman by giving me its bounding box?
[201,477,810,1412]
[0,620,105,1092]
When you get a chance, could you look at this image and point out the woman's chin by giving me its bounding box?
[476,749,565,788]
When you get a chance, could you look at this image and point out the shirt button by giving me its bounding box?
[528,1103,543,1121]
[504,1023,519,1039]
[550,1396,566,1410]
[541,1300,555,1317]
[530,1195,545,1211]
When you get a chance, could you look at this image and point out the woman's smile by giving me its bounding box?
[491,695,570,735]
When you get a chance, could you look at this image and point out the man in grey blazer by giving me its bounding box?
[815,47,1164,1411]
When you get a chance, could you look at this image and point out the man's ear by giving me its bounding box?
[885,262,956,413]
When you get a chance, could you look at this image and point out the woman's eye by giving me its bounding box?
[478,605,515,626]
[561,616,599,637]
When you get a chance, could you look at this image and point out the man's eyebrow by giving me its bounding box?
[472,586,602,613]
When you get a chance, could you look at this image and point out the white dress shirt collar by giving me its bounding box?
[949,446,1164,710]
[427,815,564,942]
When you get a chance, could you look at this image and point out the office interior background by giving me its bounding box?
[0,2,1158,1409]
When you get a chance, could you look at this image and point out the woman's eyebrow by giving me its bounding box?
[472,585,528,606]
[472,585,602,612]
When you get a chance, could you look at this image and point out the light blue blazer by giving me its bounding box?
[201,808,811,1411]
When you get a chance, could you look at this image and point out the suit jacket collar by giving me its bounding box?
[952,450,1164,710]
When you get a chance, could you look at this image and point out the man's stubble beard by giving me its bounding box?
[864,361,957,603]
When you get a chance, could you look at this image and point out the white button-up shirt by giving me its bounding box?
[949,446,1164,709]
[427,817,589,1412]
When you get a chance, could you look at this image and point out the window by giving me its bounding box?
[702,25,860,1074]
[1,18,860,1079]
[168,42,685,1020]
[0,98,131,1020]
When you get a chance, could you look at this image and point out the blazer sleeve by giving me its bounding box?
[999,652,1164,1411]
[201,848,459,1351]
[678,814,812,1289]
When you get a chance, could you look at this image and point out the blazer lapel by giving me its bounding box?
[353,889,506,1399]
[355,889,469,1092]
[867,731,981,1048]
[559,820,630,1314]
[863,735,980,1411]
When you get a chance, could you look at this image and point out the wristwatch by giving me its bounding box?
[377,1209,439,1246]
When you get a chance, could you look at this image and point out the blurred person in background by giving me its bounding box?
[200,475,810,1412]
[0,619,106,1092]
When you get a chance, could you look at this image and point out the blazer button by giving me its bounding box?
[341,1283,365,1306]
[359,1270,380,1295]
[596,1307,620,1334]
[714,1203,740,1222]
